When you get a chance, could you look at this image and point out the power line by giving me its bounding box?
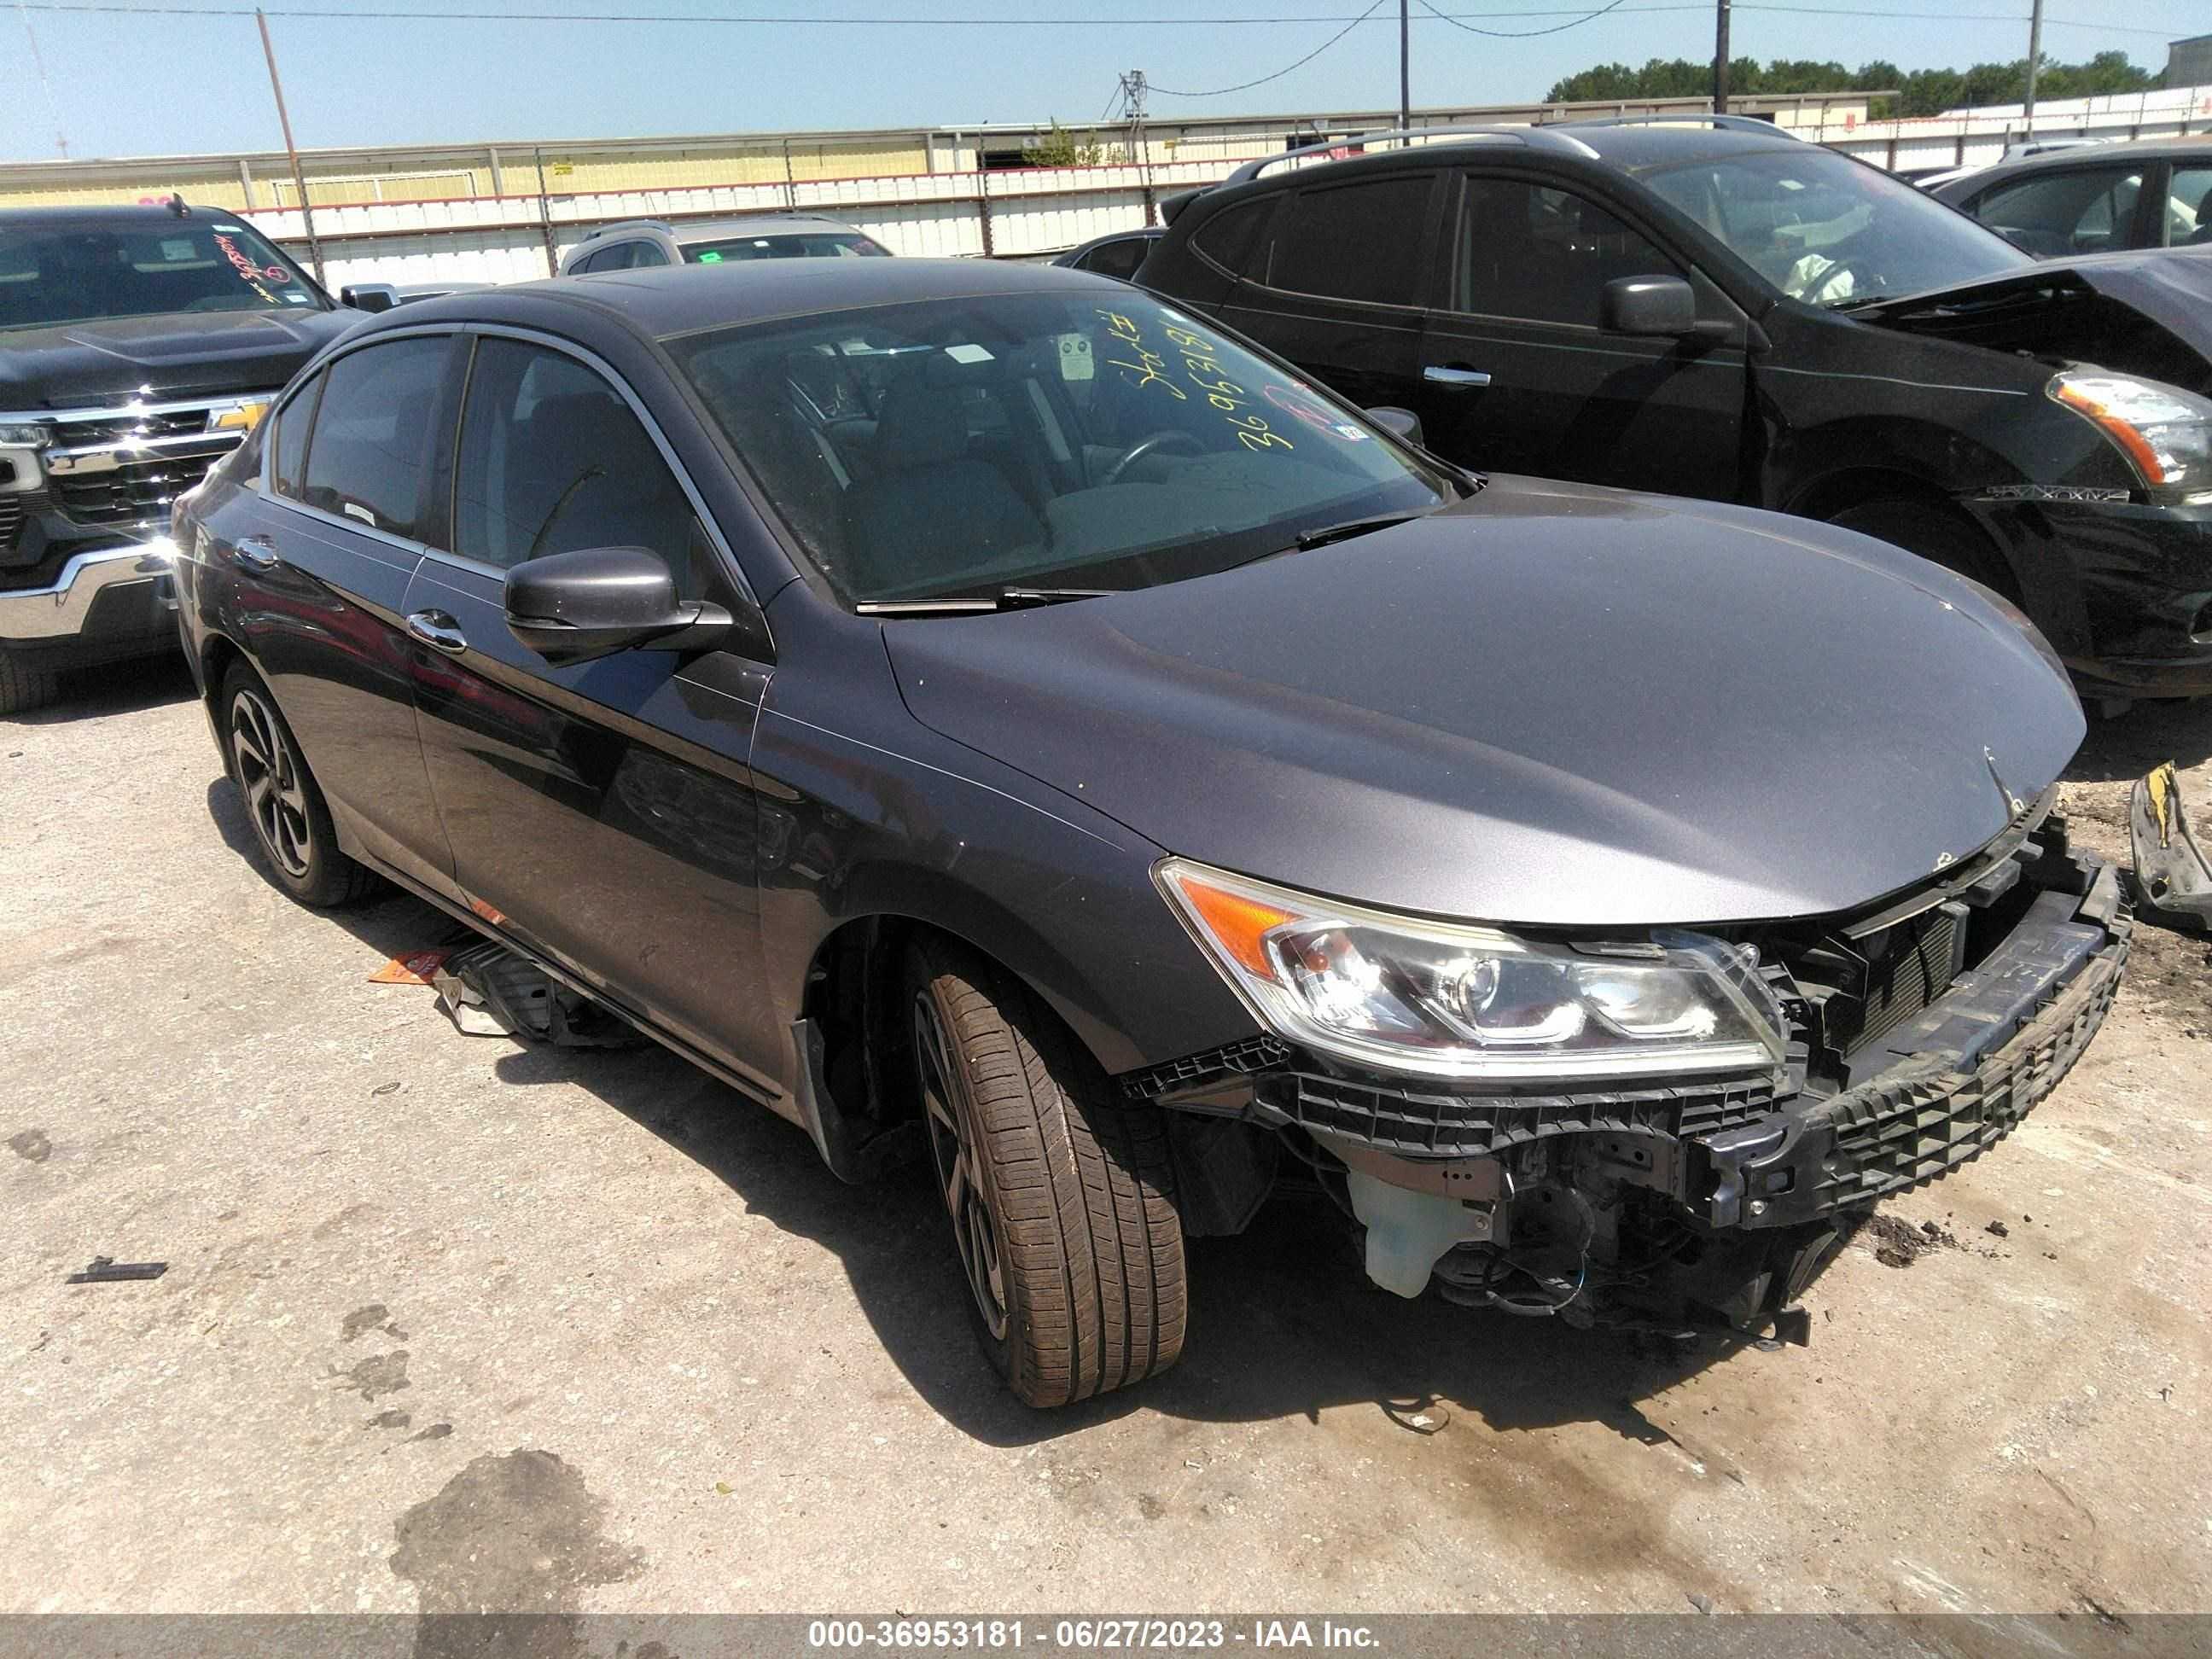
[1150,0,1388,99]
[4,2,2189,32]
[1414,0,1633,39]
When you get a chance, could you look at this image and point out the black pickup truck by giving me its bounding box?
[0,201,359,713]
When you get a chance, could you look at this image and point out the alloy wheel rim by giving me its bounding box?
[230,689,312,879]
[914,992,1008,1342]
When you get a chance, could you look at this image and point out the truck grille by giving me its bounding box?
[49,442,234,526]
[0,492,21,551]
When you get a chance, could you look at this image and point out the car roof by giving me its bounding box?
[672,214,867,242]
[1940,137,2212,186]
[380,255,1128,342]
[0,201,233,229]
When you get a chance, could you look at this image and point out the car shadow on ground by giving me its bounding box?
[2066,696,2212,783]
[3,652,199,726]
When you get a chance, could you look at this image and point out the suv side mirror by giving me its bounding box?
[341,283,399,313]
[1601,275,1697,337]
[1364,405,1425,447]
[504,545,733,667]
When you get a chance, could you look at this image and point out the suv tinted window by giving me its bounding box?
[1972,166,2144,256]
[452,338,705,585]
[1190,196,1274,276]
[629,241,671,268]
[271,371,323,500]
[299,336,449,538]
[1264,175,1433,306]
[1456,178,1679,325]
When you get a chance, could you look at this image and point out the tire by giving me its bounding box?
[1828,498,2017,599]
[219,662,381,908]
[906,937,1186,1407]
[0,651,61,715]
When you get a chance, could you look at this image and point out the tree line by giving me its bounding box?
[1545,51,2163,118]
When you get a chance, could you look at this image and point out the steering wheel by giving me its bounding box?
[1100,428,1202,487]
[1797,256,1873,307]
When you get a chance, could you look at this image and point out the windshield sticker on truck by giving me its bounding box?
[212,231,291,302]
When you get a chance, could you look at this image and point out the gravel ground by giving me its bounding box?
[2,656,2208,1620]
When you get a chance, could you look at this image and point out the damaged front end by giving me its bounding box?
[1127,798,2129,1344]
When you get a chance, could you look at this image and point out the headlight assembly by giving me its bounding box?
[1157,859,1786,1083]
[2048,371,2212,504]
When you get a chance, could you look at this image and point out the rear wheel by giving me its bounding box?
[906,937,1186,1407]
[0,650,61,715]
[1828,498,2017,598]
[221,663,380,907]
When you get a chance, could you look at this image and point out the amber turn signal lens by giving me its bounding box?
[1168,871,1295,980]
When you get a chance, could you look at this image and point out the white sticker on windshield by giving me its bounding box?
[213,223,245,232]
[160,238,196,261]
[944,343,993,364]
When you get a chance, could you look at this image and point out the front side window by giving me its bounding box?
[451,338,706,585]
[684,231,889,264]
[2163,165,2212,247]
[1456,178,1681,325]
[1643,148,2030,306]
[1971,166,2145,256]
[669,290,1455,605]
[0,216,323,332]
[1261,175,1435,306]
[299,336,450,538]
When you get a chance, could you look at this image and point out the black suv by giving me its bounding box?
[0,202,354,712]
[1140,117,2212,701]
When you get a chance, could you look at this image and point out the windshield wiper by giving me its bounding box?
[1230,510,1429,573]
[855,587,1111,617]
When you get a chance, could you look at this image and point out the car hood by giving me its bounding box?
[1845,251,2212,382]
[884,478,2084,928]
[0,308,353,408]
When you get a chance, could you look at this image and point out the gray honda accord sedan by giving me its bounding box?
[172,258,2130,1406]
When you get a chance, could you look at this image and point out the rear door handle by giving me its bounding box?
[233,534,280,572]
[405,609,469,655]
[1423,366,1493,388]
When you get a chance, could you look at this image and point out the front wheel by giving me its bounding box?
[0,650,61,715]
[907,938,1187,1407]
[221,663,380,907]
[1828,498,2017,599]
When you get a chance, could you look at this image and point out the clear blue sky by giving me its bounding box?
[1,1,2200,162]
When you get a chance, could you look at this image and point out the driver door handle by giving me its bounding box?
[233,534,281,572]
[1423,366,1493,388]
[405,609,469,655]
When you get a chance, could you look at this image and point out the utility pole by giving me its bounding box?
[254,8,324,286]
[1399,0,1411,136]
[1121,69,1155,224]
[15,3,68,157]
[2022,0,2046,137]
[1711,0,1732,115]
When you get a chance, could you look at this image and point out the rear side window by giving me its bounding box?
[1188,196,1274,276]
[630,241,671,268]
[271,371,322,500]
[300,336,450,538]
[1263,175,1434,306]
[1970,166,2144,257]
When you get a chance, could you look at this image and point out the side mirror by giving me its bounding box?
[504,545,732,667]
[341,283,399,313]
[1601,275,1698,337]
[1365,405,1425,447]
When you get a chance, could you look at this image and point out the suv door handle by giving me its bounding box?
[1423,366,1493,388]
[233,534,280,572]
[405,609,469,655]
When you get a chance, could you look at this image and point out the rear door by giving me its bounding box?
[1214,169,1441,415]
[1414,171,1750,499]
[221,331,462,894]
[403,329,783,1087]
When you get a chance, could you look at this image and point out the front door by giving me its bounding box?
[221,334,463,894]
[405,332,781,1087]
[1415,172,1750,501]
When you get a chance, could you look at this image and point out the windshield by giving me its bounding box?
[685,232,889,264]
[0,217,323,331]
[670,290,1455,604]
[1642,148,2031,308]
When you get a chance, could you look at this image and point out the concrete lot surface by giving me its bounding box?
[3,658,2209,1620]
